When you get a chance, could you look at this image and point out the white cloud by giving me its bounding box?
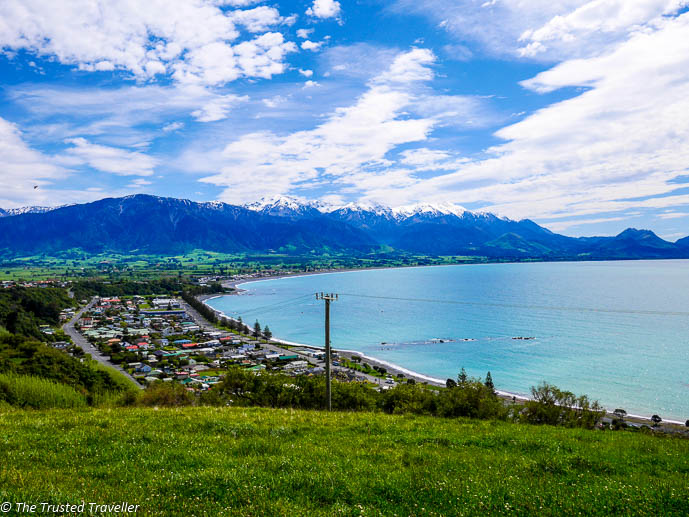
[196,48,488,202]
[297,28,315,39]
[191,94,249,122]
[8,83,251,147]
[0,0,296,86]
[518,0,687,57]
[299,69,314,77]
[214,0,264,5]
[301,40,324,51]
[162,122,184,132]
[391,0,686,60]
[0,117,68,206]
[228,6,284,33]
[388,12,689,220]
[306,0,341,20]
[261,95,287,108]
[171,33,297,86]
[0,118,135,208]
[65,138,158,176]
[126,178,153,188]
[657,211,689,220]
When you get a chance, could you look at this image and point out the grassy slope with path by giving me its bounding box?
[1,406,688,516]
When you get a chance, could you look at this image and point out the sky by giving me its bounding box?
[1,0,689,239]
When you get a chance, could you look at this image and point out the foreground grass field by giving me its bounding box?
[1,407,688,516]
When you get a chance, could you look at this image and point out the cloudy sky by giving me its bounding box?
[1,0,689,238]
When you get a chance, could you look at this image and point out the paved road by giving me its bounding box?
[62,297,143,390]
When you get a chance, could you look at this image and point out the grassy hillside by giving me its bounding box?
[1,407,688,516]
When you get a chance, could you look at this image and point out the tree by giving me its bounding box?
[685,420,689,428]
[263,325,272,339]
[253,320,261,339]
[484,371,494,392]
[457,367,468,385]
[446,378,457,389]
[651,414,662,427]
[613,408,627,420]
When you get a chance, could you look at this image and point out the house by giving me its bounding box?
[283,361,309,370]
[152,298,180,309]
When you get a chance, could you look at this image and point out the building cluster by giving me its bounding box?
[1,279,68,289]
[74,295,326,390]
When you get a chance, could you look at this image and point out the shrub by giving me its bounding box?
[138,382,195,407]
[519,382,604,429]
[436,380,507,420]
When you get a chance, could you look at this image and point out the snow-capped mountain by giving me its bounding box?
[0,205,63,217]
[1,194,686,259]
[391,202,468,219]
[244,195,326,218]
[244,196,475,222]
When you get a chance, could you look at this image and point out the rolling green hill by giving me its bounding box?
[1,406,687,516]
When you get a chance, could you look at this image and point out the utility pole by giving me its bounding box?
[316,292,338,411]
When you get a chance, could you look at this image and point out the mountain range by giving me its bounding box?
[0,194,687,260]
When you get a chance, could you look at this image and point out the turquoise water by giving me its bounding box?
[207,261,689,420]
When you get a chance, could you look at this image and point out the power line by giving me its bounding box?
[223,293,314,317]
[337,292,689,317]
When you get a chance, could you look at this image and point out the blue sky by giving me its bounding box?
[1,0,689,239]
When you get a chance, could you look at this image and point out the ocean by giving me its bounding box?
[206,260,689,421]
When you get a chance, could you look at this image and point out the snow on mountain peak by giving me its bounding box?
[0,205,67,217]
[391,202,467,218]
[245,195,326,213]
[243,196,475,220]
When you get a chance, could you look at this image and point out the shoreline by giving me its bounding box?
[201,293,686,426]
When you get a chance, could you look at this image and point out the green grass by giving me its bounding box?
[0,373,87,409]
[87,359,141,392]
[0,249,500,282]
[1,407,688,516]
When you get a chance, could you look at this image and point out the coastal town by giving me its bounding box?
[54,285,406,392]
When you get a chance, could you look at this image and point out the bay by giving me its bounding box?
[206,260,689,421]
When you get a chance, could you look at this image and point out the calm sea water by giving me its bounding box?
[207,260,689,420]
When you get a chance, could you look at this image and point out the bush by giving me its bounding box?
[0,372,87,409]
[379,383,438,415]
[138,382,195,407]
[519,382,604,429]
[436,380,507,420]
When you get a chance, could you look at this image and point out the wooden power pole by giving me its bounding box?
[316,292,338,411]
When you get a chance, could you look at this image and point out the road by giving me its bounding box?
[62,297,143,390]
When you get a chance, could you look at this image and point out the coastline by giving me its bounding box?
[219,263,480,294]
[201,293,685,426]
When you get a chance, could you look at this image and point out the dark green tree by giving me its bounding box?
[613,408,627,420]
[446,378,457,389]
[651,414,662,426]
[263,325,272,339]
[457,367,468,385]
[484,371,494,392]
[253,320,261,339]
